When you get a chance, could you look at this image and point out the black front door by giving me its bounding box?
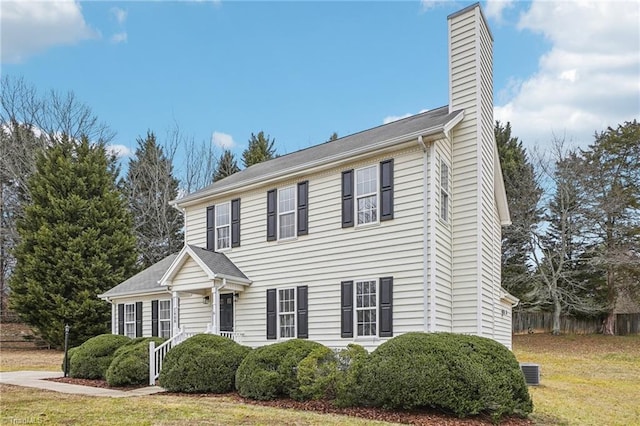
[220,293,234,332]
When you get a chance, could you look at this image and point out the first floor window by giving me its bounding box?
[124,303,136,338]
[216,202,231,250]
[356,280,377,336]
[278,288,296,338]
[159,300,171,338]
[356,165,378,225]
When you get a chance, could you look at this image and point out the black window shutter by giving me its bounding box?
[297,181,309,236]
[266,189,277,241]
[206,205,215,251]
[297,286,308,338]
[379,277,393,337]
[151,300,159,337]
[341,281,354,338]
[135,301,143,338]
[231,198,241,247]
[117,303,124,335]
[266,289,277,339]
[342,170,354,228]
[380,159,394,221]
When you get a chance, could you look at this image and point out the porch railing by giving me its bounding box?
[149,327,243,386]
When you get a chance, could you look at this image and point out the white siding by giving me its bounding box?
[183,146,428,350]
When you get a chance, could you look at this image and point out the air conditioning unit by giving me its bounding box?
[519,363,540,386]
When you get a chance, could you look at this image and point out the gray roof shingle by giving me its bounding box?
[99,253,178,298]
[177,106,461,205]
[187,245,248,281]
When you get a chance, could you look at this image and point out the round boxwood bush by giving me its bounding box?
[296,343,369,405]
[159,334,251,393]
[361,332,533,419]
[68,334,131,379]
[105,337,164,387]
[235,339,323,400]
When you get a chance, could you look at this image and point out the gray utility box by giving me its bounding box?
[519,363,540,386]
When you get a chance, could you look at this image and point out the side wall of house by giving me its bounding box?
[183,145,429,350]
[449,5,510,346]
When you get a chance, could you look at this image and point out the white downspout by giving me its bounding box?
[428,142,438,332]
[172,291,179,336]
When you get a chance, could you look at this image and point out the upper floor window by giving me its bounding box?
[440,160,450,223]
[216,202,231,250]
[342,159,393,228]
[206,199,240,251]
[356,165,378,225]
[278,186,296,239]
[266,181,309,241]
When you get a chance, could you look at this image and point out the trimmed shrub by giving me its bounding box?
[105,337,164,387]
[235,339,323,400]
[68,334,131,379]
[334,344,369,407]
[61,347,79,373]
[159,334,251,393]
[296,343,369,405]
[361,332,533,419]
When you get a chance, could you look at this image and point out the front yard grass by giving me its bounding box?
[513,334,640,426]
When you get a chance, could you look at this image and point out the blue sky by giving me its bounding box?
[2,1,639,176]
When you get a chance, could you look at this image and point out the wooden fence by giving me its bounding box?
[513,312,640,335]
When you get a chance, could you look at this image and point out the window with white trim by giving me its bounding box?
[440,160,450,222]
[159,300,171,338]
[278,186,296,239]
[356,280,377,336]
[278,288,296,338]
[356,165,378,225]
[216,202,231,250]
[124,303,136,338]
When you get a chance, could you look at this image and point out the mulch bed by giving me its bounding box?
[49,377,532,425]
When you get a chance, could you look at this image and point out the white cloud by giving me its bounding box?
[484,0,515,23]
[111,7,127,25]
[383,109,429,124]
[494,0,640,150]
[0,0,98,63]
[111,32,128,44]
[211,131,235,149]
[107,144,133,158]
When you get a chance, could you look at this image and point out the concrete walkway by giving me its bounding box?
[0,371,165,398]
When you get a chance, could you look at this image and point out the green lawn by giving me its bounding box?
[513,334,640,426]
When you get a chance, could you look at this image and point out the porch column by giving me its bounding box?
[111,303,116,334]
[211,286,219,334]
[172,291,180,335]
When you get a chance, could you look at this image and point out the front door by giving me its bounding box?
[220,293,234,332]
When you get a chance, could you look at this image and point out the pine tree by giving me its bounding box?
[242,131,276,168]
[125,131,183,268]
[495,121,542,304]
[9,136,137,347]
[214,150,240,181]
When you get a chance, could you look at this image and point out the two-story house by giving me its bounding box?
[100,3,518,356]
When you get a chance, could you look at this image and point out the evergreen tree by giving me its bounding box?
[125,131,183,268]
[495,121,542,304]
[9,136,137,347]
[328,132,338,142]
[214,150,240,181]
[242,131,276,168]
[577,120,640,334]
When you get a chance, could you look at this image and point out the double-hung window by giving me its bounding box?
[440,160,450,222]
[216,202,231,250]
[355,280,377,337]
[278,187,296,239]
[124,303,136,338]
[278,288,296,338]
[158,300,171,338]
[355,165,378,225]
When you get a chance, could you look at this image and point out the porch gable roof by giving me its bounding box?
[159,244,251,287]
